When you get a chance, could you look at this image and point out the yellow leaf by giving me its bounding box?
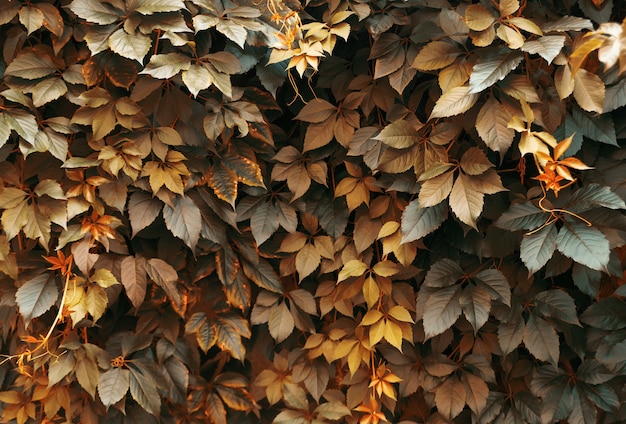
[338,259,368,282]
[363,275,379,309]
[361,309,384,326]
[388,305,414,323]
[371,260,402,277]
[465,4,495,31]
[384,319,403,351]
[377,221,400,239]
[333,339,358,361]
[369,318,385,346]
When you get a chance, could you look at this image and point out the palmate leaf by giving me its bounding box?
[460,285,491,334]
[422,285,462,338]
[16,273,58,328]
[498,312,525,356]
[434,375,466,420]
[523,313,559,366]
[556,220,610,271]
[580,297,626,330]
[120,256,148,309]
[424,258,464,288]
[128,365,161,416]
[449,173,485,229]
[534,289,580,326]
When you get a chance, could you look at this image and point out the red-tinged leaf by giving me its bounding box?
[163,195,202,250]
[449,173,484,229]
[462,372,489,415]
[207,163,238,207]
[294,99,337,123]
[216,315,250,361]
[242,258,283,293]
[222,153,265,188]
[120,256,147,309]
[434,375,466,420]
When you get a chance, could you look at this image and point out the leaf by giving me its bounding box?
[374,120,419,149]
[534,290,580,326]
[462,372,489,415]
[98,367,130,408]
[315,401,351,420]
[494,202,547,231]
[523,313,559,366]
[566,183,625,211]
[460,285,491,334]
[429,86,480,119]
[468,51,523,94]
[422,286,462,338]
[498,313,525,356]
[434,375,466,420]
[120,256,147,309]
[295,243,321,282]
[413,41,462,71]
[401,199,448,243]
[476,97,515,153]
[460,147,493,175]
[163,195,202,250]
[128,365,161,415]
[75,355,99,398]
[418,170,454,207]
[521,35,566,64]
[581,297,626,330]
[338,260,368,282]
[465,4,495,31]
[250,201,279,246]
[69,0,119,24]
[146,258,181,308]
[242,258,283,293]
[19,6,44,35]
[32,78,68,107]
[128,191,162,237]
[108,29,151,63]
[571,107,617,146]
[474,269,511,306]
[449,173,484,229]
[520,224,557,275]
[424,259,464,288]
[182,63,213,97]
[268,302,294,343]
[16,274,58,328]
[140,53,191,79]
[556,221,610,271]
[573,69,605,114]
[295,99,337,123]
[5,52,57,79]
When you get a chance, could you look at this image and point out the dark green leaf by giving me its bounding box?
[401,199,448,243]
[556,221,610,271]
[521,224,557,274]
[581,297,626,330]
[424,258,464,288]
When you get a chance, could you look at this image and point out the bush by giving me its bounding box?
[1,0,626,422]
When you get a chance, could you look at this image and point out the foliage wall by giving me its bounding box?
[1,0,626,422]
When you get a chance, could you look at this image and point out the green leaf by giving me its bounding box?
[523,313,559,366]
[596,331,626,365]
[374,120,419,149]
[163,195,202,250]
[533,290,580,326]
[571,106,617,146]
[422,285,462,339]
[582,382,619,412]
[468,50,523,94]
[429,85,480,119]
[581,297,626,330]
[521,224,557,275]
[16,274,58,328]
[401,199,448,243]
[424,258,464,288]
[494,202,547,231]
[566,183,625,212]
[556,221,610,271]
[569,385,596,424]
[98,367,130,408]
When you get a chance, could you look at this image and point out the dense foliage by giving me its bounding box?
[1,0,626,422]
